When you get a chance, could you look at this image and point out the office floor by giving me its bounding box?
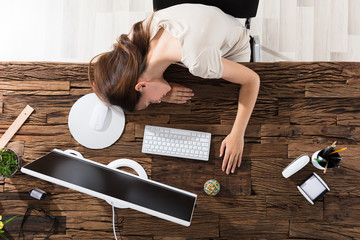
[0,0,359,62]
[0,61,360,239]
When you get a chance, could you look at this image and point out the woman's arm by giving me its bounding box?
[220,58,260,174]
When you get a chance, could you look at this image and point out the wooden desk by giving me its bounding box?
[1,62,360,239]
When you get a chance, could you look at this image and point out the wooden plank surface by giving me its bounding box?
[0,61,359,239]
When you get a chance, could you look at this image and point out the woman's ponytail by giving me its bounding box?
[88,13,155,112]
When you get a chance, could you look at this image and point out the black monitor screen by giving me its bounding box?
[22,151,196,222]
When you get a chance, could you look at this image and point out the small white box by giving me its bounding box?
[297,173,330,204]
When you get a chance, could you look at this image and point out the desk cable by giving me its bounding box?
[111,203,124,240]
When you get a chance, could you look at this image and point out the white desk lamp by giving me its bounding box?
[68,93,125,149]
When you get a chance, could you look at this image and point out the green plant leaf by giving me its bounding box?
[0,232,9,240]
[3,215,20,224]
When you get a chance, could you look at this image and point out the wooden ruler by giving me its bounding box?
[0,105,34,149]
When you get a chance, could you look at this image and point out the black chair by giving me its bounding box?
[152,0,261,62]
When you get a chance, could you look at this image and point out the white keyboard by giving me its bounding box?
[142,125,211,161]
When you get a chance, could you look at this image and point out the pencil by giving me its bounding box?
[324,161,329,173]
[329,147,347,155]
[330,141,337,148]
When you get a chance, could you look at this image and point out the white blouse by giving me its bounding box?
[146,4,250,79]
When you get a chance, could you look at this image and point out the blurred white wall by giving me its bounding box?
[0,0,359,62]
[0,0,153,62]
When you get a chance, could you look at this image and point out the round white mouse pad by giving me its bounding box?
[68,93,125,149]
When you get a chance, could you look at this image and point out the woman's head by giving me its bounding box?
[89,18,152,112]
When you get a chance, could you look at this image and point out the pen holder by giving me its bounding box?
[311,149,341,170]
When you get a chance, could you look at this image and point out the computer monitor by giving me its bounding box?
[21,149,197,226]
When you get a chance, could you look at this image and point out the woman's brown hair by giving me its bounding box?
[88,14,154,112]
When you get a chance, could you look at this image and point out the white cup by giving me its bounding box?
[311,150,325,170]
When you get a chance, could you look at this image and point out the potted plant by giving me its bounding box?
[0,148,20,178]
[0,215,20,240]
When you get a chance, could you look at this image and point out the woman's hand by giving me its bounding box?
[162,83,194,104]
[220,131,244,174]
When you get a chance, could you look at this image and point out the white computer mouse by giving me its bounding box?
[89,102,109,131]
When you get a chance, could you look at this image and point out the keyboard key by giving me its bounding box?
[170,128,192,136]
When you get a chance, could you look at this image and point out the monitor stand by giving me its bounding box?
[64,150,148,209]
[106,159,148,209]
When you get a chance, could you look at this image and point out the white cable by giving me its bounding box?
[112,203,118,240]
